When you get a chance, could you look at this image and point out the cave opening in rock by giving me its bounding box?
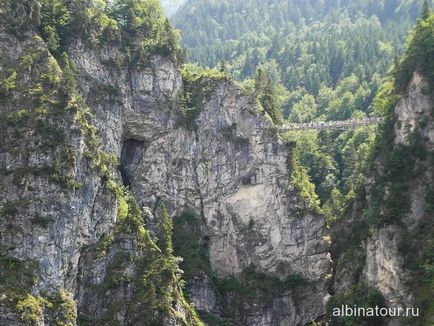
[120,139,145,186]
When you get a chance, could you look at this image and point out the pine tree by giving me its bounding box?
[421,0,432,20]
[157,203,174,256]
[254,68,266,95]
[219,59,228,73]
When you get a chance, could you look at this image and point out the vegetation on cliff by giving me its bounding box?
[180,64,230,130]
[329,7,434,323]
[171,0,433,223]
[0,0,202,324]
[2,0,434,324]
[82,196,204,325]
[169,1,434,324]
[2,0,182,64]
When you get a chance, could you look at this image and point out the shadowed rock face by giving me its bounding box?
[120,139,146,186]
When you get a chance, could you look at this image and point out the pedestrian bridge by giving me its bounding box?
[277,117,384,131]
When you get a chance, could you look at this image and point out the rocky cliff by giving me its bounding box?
[0,1,332,325]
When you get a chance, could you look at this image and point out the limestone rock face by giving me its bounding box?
[0,33,118,295]
[187,277,219,314]
[393,73,434,148]
[0,14,332,326]
[392,73,434,229]
[123,77,332,324]
[362,226,413,308]
[129,80,331,278]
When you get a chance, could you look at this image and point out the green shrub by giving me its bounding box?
[173,211,212,279]
[31,214,54,228]
[0,200,30,219]
[214,265,309,320]
[49,290,77,326]
[198,311,228,326]
[0,257,38,299]
[0,71,17,95]
[16,294,52,323]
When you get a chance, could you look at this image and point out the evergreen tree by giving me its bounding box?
[421,0,432,20]
[157,204,174,256]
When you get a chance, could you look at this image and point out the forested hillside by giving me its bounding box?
[173,0,427,117]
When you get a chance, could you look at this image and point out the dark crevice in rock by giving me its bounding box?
[120,139,145,186]
[74,245,87,307]
[192,129,206,223]
[152,196,161,217]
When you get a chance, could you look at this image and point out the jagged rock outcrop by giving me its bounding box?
[124,75,333,324]
[128,77,331,278]
[362,225,412,308]
[65,7,333,326]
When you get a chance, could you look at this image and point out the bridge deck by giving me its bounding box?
[277,117,384,131]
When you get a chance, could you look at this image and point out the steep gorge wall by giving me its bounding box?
[0,1,332,325]
[362,73,434,306]
[332,72,434,325]
[69,32,334,326]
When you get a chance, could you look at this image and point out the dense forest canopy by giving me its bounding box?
[173,0,423,74]
[172,0,430,119]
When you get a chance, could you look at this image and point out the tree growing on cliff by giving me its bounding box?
[253,66,287,124]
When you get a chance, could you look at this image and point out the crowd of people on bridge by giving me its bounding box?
[279,117,384,130]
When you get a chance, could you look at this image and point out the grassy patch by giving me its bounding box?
[31,214,54,228]
[0,200,30,219]
[16,294,52,324]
